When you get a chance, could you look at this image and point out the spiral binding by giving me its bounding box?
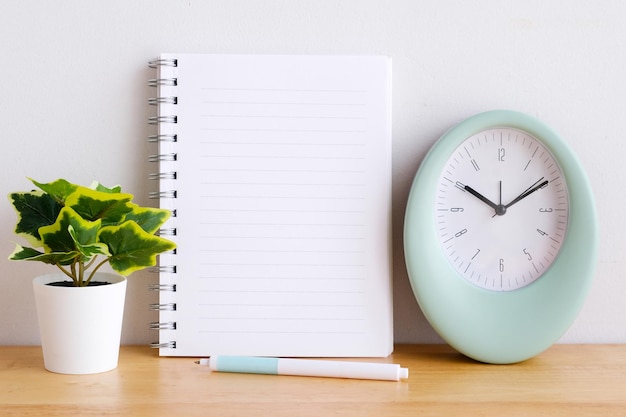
[148,96,178,105]
[158,228,177,236]
[148,172,177,180]
[148,115,177,125]
[148,153,177,163]
[149,283,177,292]
[148,190,177,199]
[150,322,177,330]
[148,58,177,68]
[148,134,177,143]
[150,341,177,349]
[148,56,179,350]
[149,303,177,312]
[148,265,177,274]
[148,78,177,87]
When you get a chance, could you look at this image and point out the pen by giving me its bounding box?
[195,355,409,381]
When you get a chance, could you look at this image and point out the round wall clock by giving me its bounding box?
[404,110,598,364]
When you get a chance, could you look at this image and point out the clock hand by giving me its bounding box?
[491,181,504,218]
[464,185,500,214]
[504,178,549,209]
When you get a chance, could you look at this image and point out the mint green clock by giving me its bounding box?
[404,110,598,364]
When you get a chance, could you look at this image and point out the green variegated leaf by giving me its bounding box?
[91,181,122,193]
[124,204,171,234]
[9,244,77,265]
[98,221,176,276]
[65,186,133,225]
[68,225,110,259]
[8,191,62,247]
[30,178,78,204]
[10,178,177,282]
[39,207,102,253]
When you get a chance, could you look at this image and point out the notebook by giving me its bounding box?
[148,54,393,357]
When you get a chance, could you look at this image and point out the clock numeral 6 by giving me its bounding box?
[499,258,505,272]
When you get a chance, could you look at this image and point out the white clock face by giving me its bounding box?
[435,127,569,291]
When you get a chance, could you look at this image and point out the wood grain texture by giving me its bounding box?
[0,345,624,416]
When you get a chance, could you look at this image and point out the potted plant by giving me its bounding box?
[8,178,176,374]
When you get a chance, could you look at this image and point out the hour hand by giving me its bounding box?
[463,185,498,210]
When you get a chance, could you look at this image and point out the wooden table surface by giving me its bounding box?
[0,344,624,416]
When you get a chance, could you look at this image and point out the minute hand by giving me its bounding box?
[505,178,549,209]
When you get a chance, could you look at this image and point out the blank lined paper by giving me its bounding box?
[154,54,392,357]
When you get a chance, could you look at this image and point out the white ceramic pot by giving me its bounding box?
[32,272,127,374]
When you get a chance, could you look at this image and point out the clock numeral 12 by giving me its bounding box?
[498,147,505,162]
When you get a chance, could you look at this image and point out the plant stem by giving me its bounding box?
[85,257,112,285]
[85,256,98,270]
[71,263,78,285]
[55,256,113,286]
[55,263,78,286]
[79,261,86,286]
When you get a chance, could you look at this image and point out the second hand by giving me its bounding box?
[492,180,503,218]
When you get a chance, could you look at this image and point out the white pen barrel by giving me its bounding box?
[278,358,408,381]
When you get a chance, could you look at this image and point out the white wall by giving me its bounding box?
[1,0,623,346]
